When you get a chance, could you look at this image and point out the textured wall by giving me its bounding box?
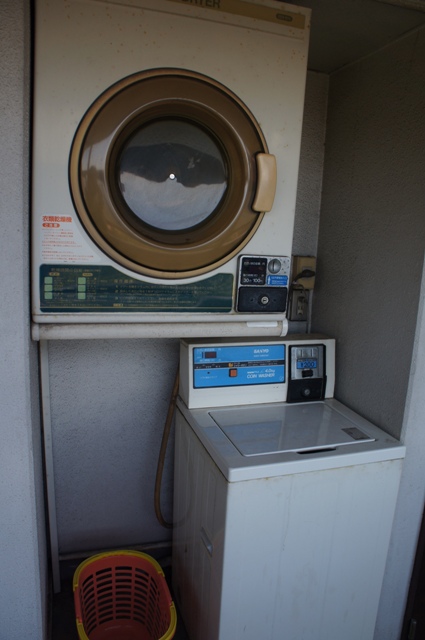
[292,71,329,257]
[48,339,180,553]
[377,259,425,639]
[313,27,425,439]
[0,1,47,638]
[312,25,425,640]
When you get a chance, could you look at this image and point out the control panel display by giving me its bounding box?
[297,359,318,370]
[239,257,268,285]
[193,344,285,389]
[39,266,233,312]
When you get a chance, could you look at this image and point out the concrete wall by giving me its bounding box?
[377,258,425,639]
[313,26,425,439]
[292,71,329,257]
[312,25,425,639]
[0,2,48,639]
[47,338,179,553]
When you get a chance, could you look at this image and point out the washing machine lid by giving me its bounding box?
[209,402,375,456]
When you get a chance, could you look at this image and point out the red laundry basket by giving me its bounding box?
[73,550,177,640]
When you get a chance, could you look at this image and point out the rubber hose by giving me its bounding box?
[154,368,179,529]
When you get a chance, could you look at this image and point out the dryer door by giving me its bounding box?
[69,69,276,279]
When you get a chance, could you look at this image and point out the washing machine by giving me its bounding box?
[31,0,311,338]
[172,337,405,640]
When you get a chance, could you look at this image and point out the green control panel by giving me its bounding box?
[40,265,233,313]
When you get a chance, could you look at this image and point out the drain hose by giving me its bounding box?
[154,368,179,529]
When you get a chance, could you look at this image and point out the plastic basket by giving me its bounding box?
[73,550,177,640]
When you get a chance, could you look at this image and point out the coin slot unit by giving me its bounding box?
[236,255,290,313]
[287,344,326,402]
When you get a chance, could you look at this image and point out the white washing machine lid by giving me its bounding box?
[176,398,406,481]
[209,402,375,456]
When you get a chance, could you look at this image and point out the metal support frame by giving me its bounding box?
[39,340,61,592]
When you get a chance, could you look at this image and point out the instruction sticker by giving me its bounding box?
[40,216,98,263]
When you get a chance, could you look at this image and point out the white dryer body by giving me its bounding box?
[32,0,310,336]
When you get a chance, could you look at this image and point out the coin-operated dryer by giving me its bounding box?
[31,0,311,338]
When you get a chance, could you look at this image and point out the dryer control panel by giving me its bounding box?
[237,255,290,313]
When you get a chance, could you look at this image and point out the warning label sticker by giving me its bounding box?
[40,216,98,263]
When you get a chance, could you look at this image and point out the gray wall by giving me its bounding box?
[48,339,179,553]
[378,258,425,639]
[0,2,48,639]
[312,25,425,639]
[313,27,425,438]
[292,71,329,257]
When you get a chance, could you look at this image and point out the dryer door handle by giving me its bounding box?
[252,153,277,213]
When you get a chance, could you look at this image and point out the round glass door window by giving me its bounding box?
[117,119,227,232]
[70,69,276,279]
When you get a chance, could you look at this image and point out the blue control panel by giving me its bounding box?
[193,344,285,388]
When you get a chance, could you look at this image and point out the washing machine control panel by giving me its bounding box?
[236,256,290,313]
[179,337,335,409]
[192,344,285,390]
